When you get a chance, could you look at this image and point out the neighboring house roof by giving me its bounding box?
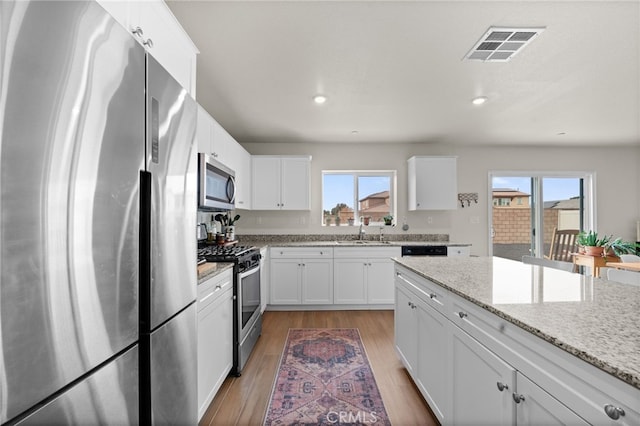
[359,190,389,202]
[492,189,530,198]
[543,197,581,210]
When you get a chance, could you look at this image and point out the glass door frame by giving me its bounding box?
[487,171,596,257]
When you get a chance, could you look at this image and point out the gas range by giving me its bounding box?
[197,244,261,272]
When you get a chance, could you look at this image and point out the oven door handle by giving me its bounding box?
[239,264,260,280]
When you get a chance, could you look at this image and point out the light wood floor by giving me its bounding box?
[198,310,438,426]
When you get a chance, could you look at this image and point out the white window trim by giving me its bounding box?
[487,170,595,256]
[322,170,398,226]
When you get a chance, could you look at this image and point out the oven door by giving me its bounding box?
[198,153,236,211]
[238,264,260,336]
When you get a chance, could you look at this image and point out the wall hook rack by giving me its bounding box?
[458,193,478,208]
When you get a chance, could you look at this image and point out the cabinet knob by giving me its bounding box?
[143,38,154,48]
[429,293,437,299]
[131,26,144,37]
[512,393,525,404]
[496,382,508,392]
[604,405,625,420]
[458,311,468,319]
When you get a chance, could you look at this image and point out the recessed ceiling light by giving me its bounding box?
[313,95,327,104]
[472,96,488,105]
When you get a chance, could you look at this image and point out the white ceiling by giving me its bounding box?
[167,0,640,146]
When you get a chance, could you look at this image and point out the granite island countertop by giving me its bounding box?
[393,256,640,390]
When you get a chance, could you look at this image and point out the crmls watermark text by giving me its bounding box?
[326,411,378,424]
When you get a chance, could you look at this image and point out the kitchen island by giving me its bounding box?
[393,256,639,425]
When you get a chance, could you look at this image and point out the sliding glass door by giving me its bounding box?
[489,173,593,260]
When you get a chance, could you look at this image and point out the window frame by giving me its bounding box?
[321,170,397,226]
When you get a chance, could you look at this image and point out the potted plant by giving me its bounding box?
[605,237,639,257]
[383,215,393,226]
[577,231,611,257]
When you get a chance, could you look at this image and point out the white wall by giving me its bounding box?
[239,142,640,256]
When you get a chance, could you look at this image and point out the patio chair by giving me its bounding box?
[545,227,579,262]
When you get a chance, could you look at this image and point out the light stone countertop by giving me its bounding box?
[393,256,640,390]
[197,261,234,284]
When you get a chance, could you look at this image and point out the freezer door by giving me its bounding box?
[0,1,144,423]
[16,346,139,425]
[149,303,197,425]
[145,56,198,330]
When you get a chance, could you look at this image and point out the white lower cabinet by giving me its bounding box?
[395,270,449,423]
[450,324,516,425]
[197,269,233,421]
[270,248,333,305]
[515,373,589,426]
[334,247,400,305]
[395,264,638,426]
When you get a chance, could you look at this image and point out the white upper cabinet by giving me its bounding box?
[408,156,457,210]
[196,104,251,208]
[252,156,311,210]
[225,139,252,209]
[96,0,198,96]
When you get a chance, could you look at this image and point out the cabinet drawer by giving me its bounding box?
[447,246,470,257]
[270,247,333,259]
[334,246,400,258]
[395,266,448,315]
[198,270,233,312]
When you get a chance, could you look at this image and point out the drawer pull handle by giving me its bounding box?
[512,393,525,404]
[496,382,508,392]
[200,292,215,303]
[604,404,625,420]
[458,311,468,319]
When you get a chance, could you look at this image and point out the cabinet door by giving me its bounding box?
[197,287,233,420]
[450,325,516,426]
[367,258,395,304]
[408,156,457,210]
[416,300,450,423]
[281,157,310,210]
[210,118,229,161]
[252,157,281,209]
[132,1,197,95]
[234,146,252,209]
[301,259,333,304]
[270,259,301,304]
[333,258,367,304]
[394,282,418,375]
[515,373,589,425]
[196,105,212,155]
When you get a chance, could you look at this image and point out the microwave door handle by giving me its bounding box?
[227,175,236,203]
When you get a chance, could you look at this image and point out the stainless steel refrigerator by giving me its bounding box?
[0,1,197,424]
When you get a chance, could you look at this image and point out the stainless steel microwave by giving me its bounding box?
[198,153,236,211]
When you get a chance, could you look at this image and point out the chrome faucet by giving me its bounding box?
[358,223,366,240]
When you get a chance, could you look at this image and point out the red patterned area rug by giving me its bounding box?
[264,328,391,425]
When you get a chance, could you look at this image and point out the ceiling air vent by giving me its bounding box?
[464,27,545,62]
